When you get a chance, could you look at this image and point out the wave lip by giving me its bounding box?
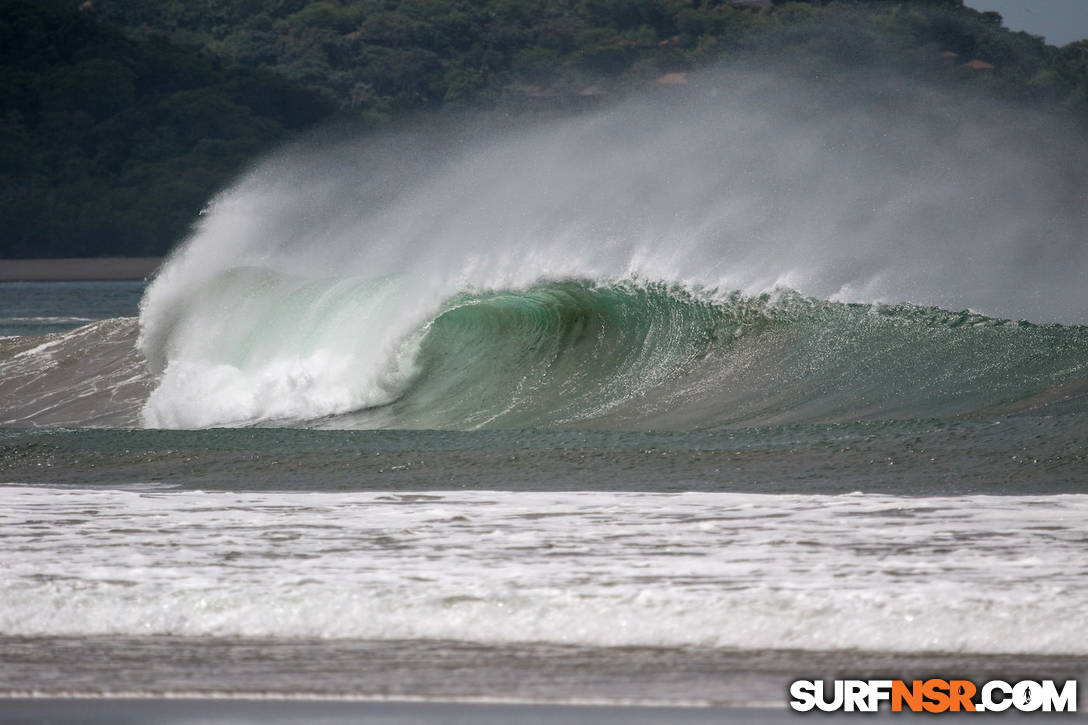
[135,271,1088,431]
[139,269,427,428]
[124,72,1088,431]
[0,275,1084,431]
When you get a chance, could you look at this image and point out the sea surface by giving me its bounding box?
[0,281,145,337]
[1,277,1085,713]
[2,75,1088,717]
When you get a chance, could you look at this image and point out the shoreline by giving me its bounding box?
[0,258,162,282]
[3,636,1084,709]
[0,697,763,725]
[0,695,1075,724]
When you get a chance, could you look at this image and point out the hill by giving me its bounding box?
[94,0,1088,115]
[3,0,1088,258]
[0,0,335,257]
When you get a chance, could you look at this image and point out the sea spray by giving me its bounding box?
[135,275,1088,430]
[141,270,428,427]
[118,70,1088,427]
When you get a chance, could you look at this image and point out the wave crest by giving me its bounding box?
[128,70,1088,430]
[137,274,1088,430]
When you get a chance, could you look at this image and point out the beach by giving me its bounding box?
[0,698,774,725]
[5,697,1081,724]
[0,258,161,282]
[3,637,1083,723]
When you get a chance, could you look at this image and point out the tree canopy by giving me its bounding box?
[3,0,1088,258]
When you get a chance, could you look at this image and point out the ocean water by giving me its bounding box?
[1,72,1087,712]
[0,281,145,337]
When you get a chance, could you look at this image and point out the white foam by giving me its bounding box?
[2,487,1085,655]
[139,272,430,428]
[136,71,1088,428]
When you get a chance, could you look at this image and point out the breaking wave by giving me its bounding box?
[4,275,1084,430]
[5,70,1088,430]
[138,274,1087,429]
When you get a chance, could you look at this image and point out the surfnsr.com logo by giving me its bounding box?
[789,679,1078,713]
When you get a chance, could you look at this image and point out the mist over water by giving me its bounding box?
[137,69,1088,429]
[4,69,1088,682]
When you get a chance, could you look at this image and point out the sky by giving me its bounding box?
[963,0,1088,46]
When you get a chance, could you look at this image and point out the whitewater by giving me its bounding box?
[3,486,1086,655]
[1,69,1086,707]
[134,73,1088,430]
[4,73,1087,431]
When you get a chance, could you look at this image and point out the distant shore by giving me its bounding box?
[0,698,771,725]
[0,258,162,282]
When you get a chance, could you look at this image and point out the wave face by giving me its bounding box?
[134,272,1088,430]
[129,70,1088,430]
[0,318,147,428]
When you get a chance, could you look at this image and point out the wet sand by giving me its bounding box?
[1,637,1084,723]
[1,697,1080,724]
[0,258,161,281]
[0,698,752,725]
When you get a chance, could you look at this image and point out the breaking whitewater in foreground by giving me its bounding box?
[1,70,1086,717]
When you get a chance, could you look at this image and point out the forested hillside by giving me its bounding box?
[4,0,1088,258]
[1,0,335,256]
[95,0,1088,115]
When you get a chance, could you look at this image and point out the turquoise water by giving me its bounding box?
[0,278,1085,489]
[1,267,1086,716]
[2,73,1088,703]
